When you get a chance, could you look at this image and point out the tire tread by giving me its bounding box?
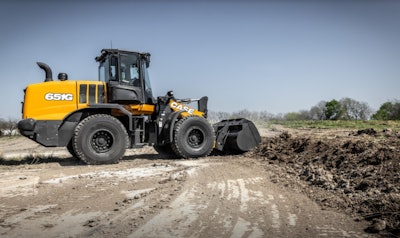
[72,114,129,165]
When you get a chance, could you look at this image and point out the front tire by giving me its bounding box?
[72,114,129,165]
[171,116,214,159]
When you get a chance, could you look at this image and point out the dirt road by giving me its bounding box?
[0,137,374,238]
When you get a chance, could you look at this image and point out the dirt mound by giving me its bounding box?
[249,129,400,236]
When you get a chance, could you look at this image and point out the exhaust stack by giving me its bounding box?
[37,62,53,82]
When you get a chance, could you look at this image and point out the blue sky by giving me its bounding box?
[1,0,399,119]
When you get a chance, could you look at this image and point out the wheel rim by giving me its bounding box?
[90,130,114,153]
[186,128,204,149]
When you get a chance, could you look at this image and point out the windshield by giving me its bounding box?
[120,54,140,86]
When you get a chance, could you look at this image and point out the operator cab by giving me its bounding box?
[96,49,154,104]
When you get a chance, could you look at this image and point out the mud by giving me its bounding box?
[249,128,400,236]
[0,127,397,237]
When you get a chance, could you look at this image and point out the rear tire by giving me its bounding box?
[67,140,79,158]
[67,139,81,161]
[72,114,129,165]
[171,116,214,158]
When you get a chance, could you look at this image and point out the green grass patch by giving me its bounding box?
[0,135,22,140]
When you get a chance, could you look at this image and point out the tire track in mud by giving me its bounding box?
[131,158,374,238]
[0,160,189,238]
[0,153,375,238]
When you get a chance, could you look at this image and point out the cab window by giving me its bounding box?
[120,54,140,86]
[98,57,118,83]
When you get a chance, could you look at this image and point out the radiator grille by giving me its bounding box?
[79,83,105,104]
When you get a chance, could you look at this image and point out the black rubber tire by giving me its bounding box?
[66,140,78,158]
[72,114,129,165]
[171,116,214,159]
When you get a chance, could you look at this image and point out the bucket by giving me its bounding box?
[213,118,261,153]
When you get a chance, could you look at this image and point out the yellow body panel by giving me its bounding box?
[110,104,155,117]
[129,104,155,115]
[23,81,77,120]
[22,80,106,120]
[22,80,202,122]
[22,80,160,121]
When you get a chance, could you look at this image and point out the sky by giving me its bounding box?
[1,0,399,119]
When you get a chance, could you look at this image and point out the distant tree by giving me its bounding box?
[340,98,372,120]
[298,110,312,120]
[207,111,229,123]
[0,118,18,136]
[258,111,275,121]
[358,102,373,120]
[393,102,400,119]
[284,112,300,121]
[325,99,343,120]
[247,111,262,121]
[208,110,277,123]
[309,101,327,120]
[372,101,400,120]
[284,110,311,121]
[274,113,285,120]
[0,118,4,136]
[372,102,392,120]
[218,111,231,120]
[232,109,251,119]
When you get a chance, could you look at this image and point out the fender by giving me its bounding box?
[167,111,184,143]
[58,104,133,146]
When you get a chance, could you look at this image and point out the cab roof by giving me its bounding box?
[95,49,150,62]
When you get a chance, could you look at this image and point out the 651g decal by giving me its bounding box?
[45,93,73,101]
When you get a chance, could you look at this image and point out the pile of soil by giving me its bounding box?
[249,128,400,236]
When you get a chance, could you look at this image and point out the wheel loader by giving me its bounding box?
[18,49,261,165]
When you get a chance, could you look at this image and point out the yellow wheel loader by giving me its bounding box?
[18,49,260,165]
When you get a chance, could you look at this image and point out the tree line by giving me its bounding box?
[208,98,400,122]
[0,118,18,136]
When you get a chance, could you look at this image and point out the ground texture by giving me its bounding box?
[0,126,398,237]
[250,127,400,237]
